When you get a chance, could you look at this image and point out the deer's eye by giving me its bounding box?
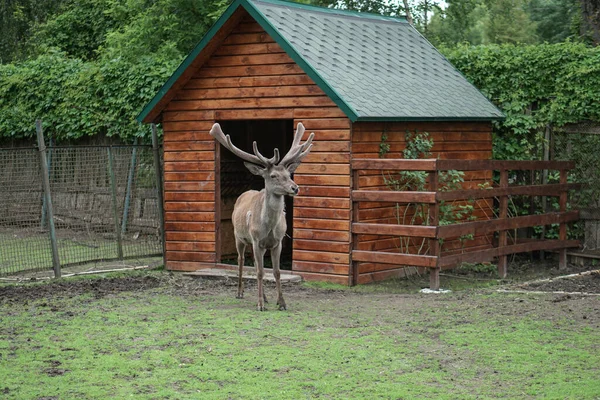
[270,174,276,179]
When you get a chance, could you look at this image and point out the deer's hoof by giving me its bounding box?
[257,305,266,311]
[236,293,244,299]
[277,300,287,311]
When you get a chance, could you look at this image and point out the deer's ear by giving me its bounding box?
[243,162,266,176]
[286,162,301,174]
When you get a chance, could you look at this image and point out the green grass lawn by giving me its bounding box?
[1,271,599,399]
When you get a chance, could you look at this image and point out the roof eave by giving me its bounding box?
[354,115,506,122]
[136,0,246,124]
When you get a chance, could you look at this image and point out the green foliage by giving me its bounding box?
[442,42,600,160]
[0,51,177,141]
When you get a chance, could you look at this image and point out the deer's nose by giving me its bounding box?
[292,185,299,195]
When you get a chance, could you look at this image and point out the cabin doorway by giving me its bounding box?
[217,120,294,269]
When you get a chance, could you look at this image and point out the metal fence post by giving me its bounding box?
[36,120,61,278]
[107,147,124,260]
[151,124,166,267]
[40,134,53,230]
[121,139,138,236]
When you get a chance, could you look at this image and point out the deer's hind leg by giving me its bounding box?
[235,239,246,299]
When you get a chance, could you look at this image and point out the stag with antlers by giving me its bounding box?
[210,122,314,311]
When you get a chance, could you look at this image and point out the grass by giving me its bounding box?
[0,232,160,275]
[1,271,599,399]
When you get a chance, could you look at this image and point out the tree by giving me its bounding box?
[580,0,600,44]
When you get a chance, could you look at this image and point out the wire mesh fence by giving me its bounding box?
[553,130,600,251]
[0,143,163,276]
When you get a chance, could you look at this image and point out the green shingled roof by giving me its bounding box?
[137,0,504,123]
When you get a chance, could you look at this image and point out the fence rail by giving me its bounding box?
[0,123,164,277]
[351,158,580,289]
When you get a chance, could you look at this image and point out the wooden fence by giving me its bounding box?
[351,159,581,289]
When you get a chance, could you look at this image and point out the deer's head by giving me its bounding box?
[210,122,314,197]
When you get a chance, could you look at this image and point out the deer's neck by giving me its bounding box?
[261,189,285,229]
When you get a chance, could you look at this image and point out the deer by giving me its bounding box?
[209,122,314,311]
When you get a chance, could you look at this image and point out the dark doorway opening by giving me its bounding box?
[217,120,294,269]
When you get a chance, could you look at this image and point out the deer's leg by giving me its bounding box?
[252,243,267,311]
[271,243,286,311]
[235,239,246,299]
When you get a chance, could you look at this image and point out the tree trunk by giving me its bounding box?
[581,0,600,45]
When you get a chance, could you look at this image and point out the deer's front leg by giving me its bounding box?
[252,243,267,311]
[271,243,286,310]
[235,239,246,299]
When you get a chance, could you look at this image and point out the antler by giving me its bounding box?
[280,122,314,167]
[210,123,279,166]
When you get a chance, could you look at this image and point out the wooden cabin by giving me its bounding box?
[137,0,504,284]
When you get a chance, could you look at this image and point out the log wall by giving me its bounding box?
[161,13,352,283]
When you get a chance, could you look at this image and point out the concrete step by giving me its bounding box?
[184,268,302,283]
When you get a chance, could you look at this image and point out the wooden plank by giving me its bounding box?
[297,119,351,129]
[163,132,212,142]
[165,212,215,222]
[214,42,285,56]
[163,152,214,162]
[164,172,215,181]
[164,222,216,232]
[351,159,437,171]
[163,141,215,151]
[298,185,351,198]
[295,163,349,175]
[164,201,215,212]
[205,53,294,67]
[294,174,350,186]
[293,239,351,253]
[165,231,215,242]
[292,271,349,284]
[215,109,294,120]
[295,130,351,141]
[294,196,351,209]
[436,183,581,201]
[176,85,324,100]
[439,239,581,268]
[164,161,215,171]
[293,228,351,242]
[166,251,217,262]
[294,249,350,264]
[352,190,437,204]
[352,250,438,268]
[437,211,580,239]
[164,182,215,191]
[163,121,215,131]
[292,261,350,275]
[294,207,350,220]
[197,64,305,78]
[163,110,215,121]
[309,141,350,152]
[352,223,437,238]
[294,108,347,118]
[164,192,215,201]
[166,242,216,252]
[559,170,568,269]
[303,152,350,163]
[167,261,215,271]
[187,74,315,89]
[294,218,350,231]
[222,32,276,45]
[166,96,336,111]
[436,159,576,171]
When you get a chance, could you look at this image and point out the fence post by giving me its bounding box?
[107,147,124,260]
[151,124,166,267]
[558,169,568,270]
[121,139,138,236]
[429,169,441,290]
[36,120,61,278]
[40,134,53,230]
[497,168,509,278]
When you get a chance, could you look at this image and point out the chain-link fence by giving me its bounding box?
[0,143,163,276]
[553,129,600,251]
